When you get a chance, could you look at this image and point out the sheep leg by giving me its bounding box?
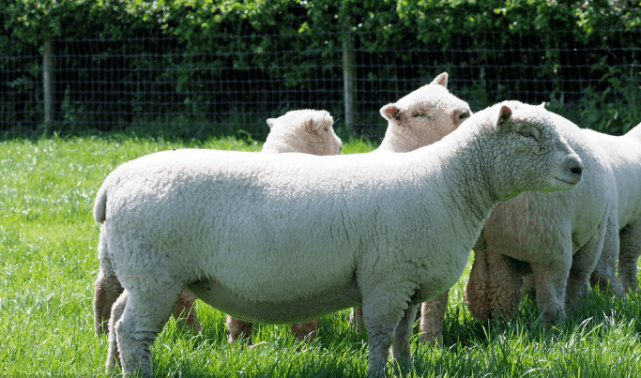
[362,287,415,378]
[94,265,124,335]
[290,318,320,342]
[590,216,625,296]
[486,251,522,320]
[418,290,448,348]
[226,316,254,345]
[530,255,572,326]
[618,217,641,292]
[392,303,419,372]
[172,290,201,333]
[349,306,364,331]
[107,290,128,370]
[566,240,604,312]
[465,238,492,322]
[94,226,126,335]
[110,283,184,378]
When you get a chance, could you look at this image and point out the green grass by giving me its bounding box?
[1,134,640,377]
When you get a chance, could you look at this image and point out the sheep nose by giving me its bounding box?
[565,156,583,184]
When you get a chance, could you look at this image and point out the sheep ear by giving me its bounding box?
[266,118,276,129]
[539,102,547,108]
[305,118,322,133]
[380,103,402,122]
[431,72,448,88]
[496,105,512,128]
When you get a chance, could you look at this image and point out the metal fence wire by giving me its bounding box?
[1,28,640,139]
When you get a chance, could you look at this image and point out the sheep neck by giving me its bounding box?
[376,123,433,153]
[429,128,499,229]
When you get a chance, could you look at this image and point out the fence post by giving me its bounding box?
[342,18,356,135]
[43,39,54,124]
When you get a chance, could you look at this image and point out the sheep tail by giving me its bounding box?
[94,184,108,223]
[624,122,641,141]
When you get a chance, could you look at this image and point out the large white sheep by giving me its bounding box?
[583,122,641,293]
[225,109,342,345]
[93,109,342,336]
[229,73,472,346]
[97,101,583,377]
[420,107,622,347]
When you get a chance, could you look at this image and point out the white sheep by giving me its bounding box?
[93,109,342,336]
[583,122,641,293]
[420,107,622,347]
[233,73,472,346]
[349,72,472,337]
[97,100,583,377]
[374,72,471,153]
[226,109,342,345]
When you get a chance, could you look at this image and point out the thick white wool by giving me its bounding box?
[98,101,583,377]
[463,108,622,328]
[93,109,342,336]
[262,109,342,155]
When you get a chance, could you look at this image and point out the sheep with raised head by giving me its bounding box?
[420,107,622,347]
[373,72,471,153]
[98,100,583,377]
[93,109,342,336]
[349,72,471,339]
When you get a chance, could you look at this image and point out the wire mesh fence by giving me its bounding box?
[1,27,640,139]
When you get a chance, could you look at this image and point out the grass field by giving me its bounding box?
[1,134,640,377]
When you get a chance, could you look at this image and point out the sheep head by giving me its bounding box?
[377,72,472,153]
[466,101,583,202]
[263,109,342,156]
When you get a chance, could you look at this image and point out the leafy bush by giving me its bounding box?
[1,0,640,137]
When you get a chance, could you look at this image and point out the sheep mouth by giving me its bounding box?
[552,176,581,188]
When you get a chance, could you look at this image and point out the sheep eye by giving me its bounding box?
[458,111,470,121]
[517,129,537,141]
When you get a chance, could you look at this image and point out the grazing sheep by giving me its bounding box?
[421,106,620,347]
[93,109,341,335]
[98,101,583,377]
[583,123,641,293]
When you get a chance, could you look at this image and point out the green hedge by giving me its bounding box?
[2,0,640,137]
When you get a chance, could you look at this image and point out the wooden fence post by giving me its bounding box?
[43,39,54,124]
[342,18,356,135]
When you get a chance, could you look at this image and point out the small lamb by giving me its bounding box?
[93,109,341,335]
[97,101,582,377]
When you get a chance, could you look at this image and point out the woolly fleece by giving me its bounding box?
[93,109,342,335]
[226,109,341,345]
[350,72,472,343]
[461,108,621,328]
[98,101,582,377]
